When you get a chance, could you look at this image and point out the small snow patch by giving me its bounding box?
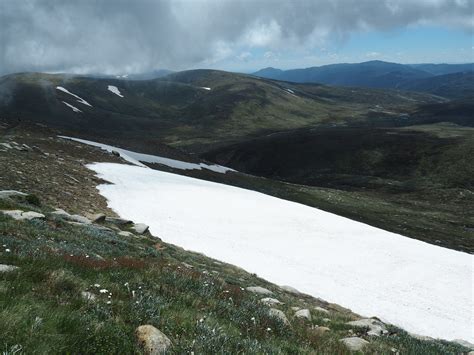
[62,101,82,113]
[59,136,235,173]
[108,85,124,98]
[56,86,92,107]
[200,87,211,91]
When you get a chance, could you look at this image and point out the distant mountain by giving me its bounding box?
[398,72,474,99]
[409,63,473,75]
[252,61,474,97]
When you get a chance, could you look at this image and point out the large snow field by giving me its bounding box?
[90,162,473,342]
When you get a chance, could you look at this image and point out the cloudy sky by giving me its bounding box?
[0,0,472,75]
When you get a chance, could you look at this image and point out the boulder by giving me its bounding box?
[280,285,301,294]
[118,231,135,237]
[0,264,19,272]
[347,318,387,336]
[294,309,312,321]
[51,209,91,224]
[81,291,96,301]
[339,337,369,351]
[136,325,172,354]
[1,210,45,221]
[106,217,133,226]
[246,286,273,295]
[314,306,329,314]
[268,308,290,326]
[0,190,27,199]
[133,223,149,234]
[453,339,474,350]
[90,213,106,223]
[260,297,283,306]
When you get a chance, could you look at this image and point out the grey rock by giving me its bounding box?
[268,308,290,326]
[0,264,19,272]
[280,285,301,294]
[118,231,135,237]
[106,217,133,226]
[314,306,330,314]
[136,325,172,354]
[295,308,312,321]
[246,286,273,295]
[90,213,106,223]
[133,223,149,234]
[260,297,283,306]
[347,318,388,336]
[0,190,27,199]
[339,337,369,351]
[51,209,91,224]
[409,332,434,341]
[453,339,474,350]
[81,291,96,301]
[1,210,45,221]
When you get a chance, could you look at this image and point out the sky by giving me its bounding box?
[0,0,472,75]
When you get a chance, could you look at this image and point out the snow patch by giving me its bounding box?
[107,85,124,98]
[59,136,234,173]
[200,87,211,91]
[89,162,473,343]
[56,86,92,107]
[61,101,82,113]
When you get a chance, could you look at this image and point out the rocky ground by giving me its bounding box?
[0,123,471,354]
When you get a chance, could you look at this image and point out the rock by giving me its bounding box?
[280,285,301,294]
[291,306,301,311]
[468,351,474,355]
[52,209,91,224]
[260,297,283,306]
[453,339,474,349]
[90,213,106,223]
[347,318,387,336]
[339,337,369,351]
[118,231,135,237]
[409,333,434,341]
[111,150,120,157]
[268,308,290,326]
[106,217,133,226]
[135,325,172,354]
[0,190,27,199]
[1,210,45,221]
[81,291,96,301]
[314,306,329,314]
[294,309,312,321]
[0,264,19,272]
[133,223,149,234]
[246,286,273,295]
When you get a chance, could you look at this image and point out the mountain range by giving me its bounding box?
[252,60,473,98]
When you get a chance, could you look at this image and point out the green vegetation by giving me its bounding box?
[0,196,468,354]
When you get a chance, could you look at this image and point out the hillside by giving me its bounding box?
[252,61,474,98]
[0,70,443,153]
[1,123,471,353]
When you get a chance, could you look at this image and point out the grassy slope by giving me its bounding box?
[0,125,468,354]
[0,71,442,153]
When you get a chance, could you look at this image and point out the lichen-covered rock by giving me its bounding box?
[260,297,282,306]
[0,190,27,199]
[133,223,149,234]
[339,337,369,351]
[280,285,301,294]
[246,286,273,295]
[314,306,329,314]
[1,210,45,220]
[268,308,290,326]
[347,318,387,336]
[0,264,19,272]
[295,309,312,321]
[136,325,172,354]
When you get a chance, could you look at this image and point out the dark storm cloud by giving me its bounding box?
[0,0,472,75]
